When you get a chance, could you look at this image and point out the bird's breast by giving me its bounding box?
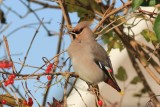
[71,55,105,84]
[67,41,105,84]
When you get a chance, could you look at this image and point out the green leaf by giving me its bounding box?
[141,0,158,6]
[102,32,114,44]
[132,0,144,11]
[141,29,158,42]
[130,76,141,84]
[148,0,156,6]
[115,66,128,81]
[133,93,142,97]
[65,0,101,21]
[154,14,160,42]
[113,40,124,51]
[102,32,124,53]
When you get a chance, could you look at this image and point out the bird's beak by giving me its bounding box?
[68,31,77,39]
[68,31,75,35]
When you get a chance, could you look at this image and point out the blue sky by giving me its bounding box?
[0,0,76,106]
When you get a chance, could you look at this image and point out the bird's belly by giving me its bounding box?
[72,58,104,84]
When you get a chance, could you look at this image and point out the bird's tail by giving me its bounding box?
[104,78,121,92]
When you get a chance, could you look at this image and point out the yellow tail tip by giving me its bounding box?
[119,91,124,95]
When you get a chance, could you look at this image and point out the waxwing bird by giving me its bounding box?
[67,21,121,92]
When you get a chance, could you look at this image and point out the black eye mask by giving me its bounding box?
[72,28,83,34]
[70,28,83,39]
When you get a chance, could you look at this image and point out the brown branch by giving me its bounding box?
[3,36,17,73]
[137,42,160,59]
[106,19,160,85]
[58,0,72,31]
[0,71,78,82]
[142,48,160,74]
[29,0,60,9]
[66,77,77,97]
[2,3,23,18]
[20,0,51,35]
[63,74,70,107]
[129,40,160,84]
[0,94,19,106]
[42,17,64,106]
[26,50,66,78]
[73,83,88,107]
[93,1,132,33]
[127,49,160,107]
[107,21,160,105]
[103,0,115,17]
[18,18,43,74]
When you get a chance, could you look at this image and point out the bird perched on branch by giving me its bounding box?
[67,21,121,93]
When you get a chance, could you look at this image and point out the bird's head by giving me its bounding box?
[69,21,94,40]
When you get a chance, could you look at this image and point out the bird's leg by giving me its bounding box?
[86,82,93,91]
[86,84,106,107]
[86,83,99,95]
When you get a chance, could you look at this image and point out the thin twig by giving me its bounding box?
[93,1,132,33]
[42,16,65,106]
[127,49,160,106]
[3,36,17,73]
[63,74,70,107]
[58,0,72,39]
[29,0,60,9]
[20,0,51,35]
[18,18,44,74]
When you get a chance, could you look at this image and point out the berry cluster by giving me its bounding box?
[45,63,53,73]
[45,63,53,81]
[0,60,13,69]
[23,97,33,106]
[4,74,16,86]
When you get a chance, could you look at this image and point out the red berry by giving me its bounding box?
[98,100,103,106]
[45,63,53,73]
[45,69,51,74]
[28,97,32,102]
[0,60,13,69]
[1,99,6,104]
[5,80,10,85]
[9,79,14,84]
[7,79,11,84]
[8,75,13,80]
[11,74,16,79]
[28,101,33,106]
[23,100,27,105]
[48,63,53,68]
[28,98,33,106]
[8,62,13,67]
[4,81,9,86]
[47,76,52,80]
[0,62,5,68]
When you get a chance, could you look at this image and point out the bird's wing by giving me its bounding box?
[91,42,121,92]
